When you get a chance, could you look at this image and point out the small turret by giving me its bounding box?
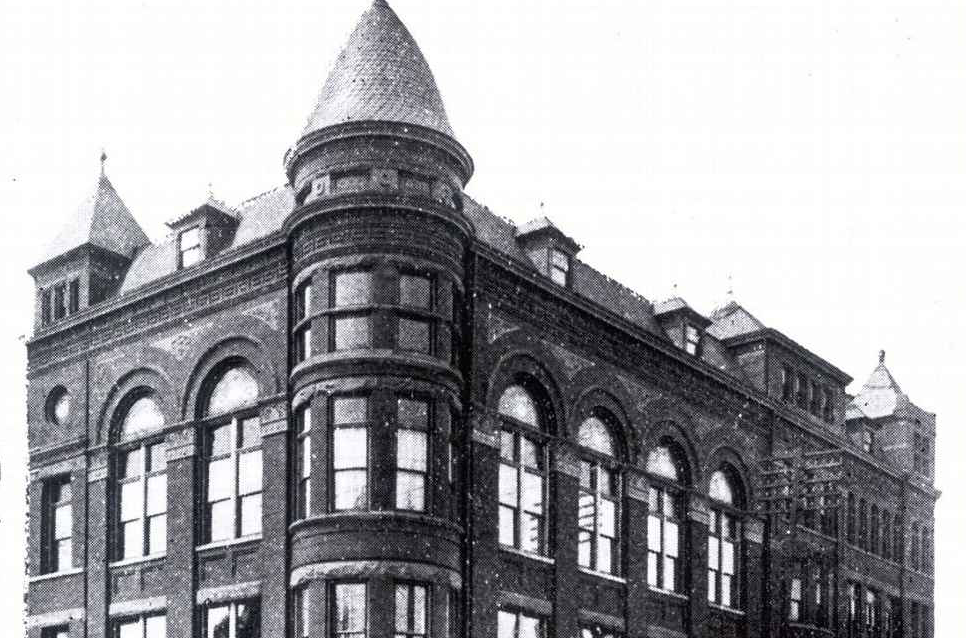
[29,153,150,330]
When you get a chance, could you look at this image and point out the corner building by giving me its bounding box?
[25,2,937,638]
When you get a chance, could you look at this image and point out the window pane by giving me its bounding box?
[236,601,260,638]
[521,513,542,553]
[395,585,409,632]
[120,481,143,522]
[334,272,373,307]
[721,574,733,608]
[335,583,367,632]
[207,605,231,638]
[599,499,616,536]
[708,537,719,569]
[646,552,658,586]
[122,397,165,440]
[578,491,595,531]
[240,418,261,447]
[397,430,427,472]
[400,275,432,308]
[147,515,166,554]
[146,475,167,516]
[579,417,615,456]
[412,585,427,634]
[665,522,679,557]
[56,539,72,570]
[301,438,312,476]
[207,458,232,502]
[120,448,143,479]
[335,316,373,350]
[709,471,735,505]
[117,619,140,638]
[663,556,676,591]
[647,515,661,551]
[499,464,518,506]
[578,529,592,567]
[521,472,543,514]
[334,429,368,469]
[209,425,232,456]
[145,615,167,638]
[395,472,426,511]
[519,614,541,638]
[122,520,142,559]
[499,431,514,461]
[398,318,431,353]
[708,569,717,603]
[238,450,263,495]
[497,611,516,638]
[498,386,538,427]
[208,500,233,542]
[499,505,516,546]
[398,399,429,429]
[598,537,614,573]
[334,398,367,424]
[147,443,167,472]
[646,447,679,482]
[207,367,259,416]
[240,493,262,536]
[722,540,735,574]
[520,438,541,470]
[334,470,368,510]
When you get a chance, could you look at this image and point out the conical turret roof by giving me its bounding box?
[300,0,455,140]
[850,351,908,419]
[35,169,150,268]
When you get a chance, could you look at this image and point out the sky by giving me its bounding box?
[1,0,964,632]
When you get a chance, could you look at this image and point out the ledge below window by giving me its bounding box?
[29,567,84,583]
[648,586,689,602]
[499,545,555,565]
[195,534,262,552]
[578,566,627,585]
[709,602,746,616]
[109,553,167,569]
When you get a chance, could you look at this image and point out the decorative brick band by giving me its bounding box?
[688,495,710,525]
[260,400,289,437]
[30,455,85,482]
[472,428,499,449]
[626,472,650,503]
[166,426,197,461]
[496,590,552,616]
[553,446,582,479]
[109,596,167,617]
[645,625,687,638]
[578,609,626,631]
[196,581,262,605]
[25,608,85,629]
[290,560,462,590]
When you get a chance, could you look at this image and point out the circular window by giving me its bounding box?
[46,387,71,424]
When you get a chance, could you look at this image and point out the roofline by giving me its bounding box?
[27,242,135,277]
[723,328,853,384]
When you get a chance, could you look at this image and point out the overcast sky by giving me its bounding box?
[1,0,964,630]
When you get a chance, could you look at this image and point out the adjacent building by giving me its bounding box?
[25,1,937,637]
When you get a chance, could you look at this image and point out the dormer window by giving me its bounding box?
[53,283,67,320]
[684,324,701,356]
[549,249,570,286]
[179,227,202,268]
[862,428,874,453]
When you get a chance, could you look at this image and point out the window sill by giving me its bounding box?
[109,553,166,569]
[578,567,627,584]
[29,567,84,583]
[195,534,262,552]
[709,603,745,616]
[648,586,689,601]
[499,545,555,565]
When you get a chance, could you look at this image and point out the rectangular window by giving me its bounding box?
[781,366,794,401]
[396,399,429,511]
[117,441,168,559]
[578,461,619,575]
[332,271,374,307]
[796,373,809,409]
[789,577,802,622]
[394,583,429,638]
[499,430,546,555]
[823,389,834,422]
[846,493,856,544]
[858,500,868,550]
[647,486,680,592]
[549,249,569,286]
[810,381,821,415]
[295,588,310,638]
[203,600,260,638]
[332,397,369,511]
[53,283,67,320]
[204,417,262,543]
[43,476,72,573]
[684,325,701,355]
[179,227,202,268]
[497,610,544,638]
[295,280,312,363]
[296,405,312,519]
[115,614,166,638]
[400,274,433,309]
[42,627,70,638]
[398,317,432,354]
[332,583,367,638]
[865,589,879,634]
[707,510,738,608]
[41,289,53,326]
[68,279,80,314]
[863,429,874,453]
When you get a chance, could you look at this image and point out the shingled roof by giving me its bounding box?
[849,352,908,419]
[299,0,455,140]
[34,172,150,269]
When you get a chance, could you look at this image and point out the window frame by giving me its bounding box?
[646,480,683,593]
[53,282,67,320]
[576,416,621,575]
[394,397,431,512]
[683,324,701,356]
[178,226,202,269]
[294,278,313,364]
[42,475,72,574]
[328,270,375,353]
[329,395,371,512]
[41,288,53,326]
[113,613,167,638]
[396,272,437,356]
[115,437,168,560]
[331,582,368,638]
[499,426,548,555]
[497,609,545,638]
[201,411,263,544]
[201,598,260,638]
[295,403,312,520]
[549,248,570,286]
[707,506,741,610]
[394,581,430,638]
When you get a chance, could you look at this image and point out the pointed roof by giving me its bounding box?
[300,0,455,140]
[707,299,766,340]
[34,170,151,269]
[850,351,908,419]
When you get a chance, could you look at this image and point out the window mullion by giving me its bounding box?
[232,418,240,538]
[141,447,148,556]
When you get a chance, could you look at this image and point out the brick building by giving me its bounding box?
[24,1,937,637]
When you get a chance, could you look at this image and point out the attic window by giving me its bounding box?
[549,249,570,286]
[684,324,701,356]
[179,227,202,268]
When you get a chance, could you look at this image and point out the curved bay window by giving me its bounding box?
[396,397,430,511]
[498,384,548,555]
[202,366,262,544]
[295,403,312,519]
[577,414,620,575]
[115,394,167,560]
[329,270,375,352]
[331,396,370,511]
[294,278,313,363]
[707,469,742,609]
[645,445,686,593]
[397,273,436,355]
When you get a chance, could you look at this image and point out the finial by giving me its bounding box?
[100,149,107,176]
[727,274,734,297]
[879,350,886,364]
[207,182,214,200]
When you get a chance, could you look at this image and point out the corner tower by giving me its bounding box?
[283,1,470,629]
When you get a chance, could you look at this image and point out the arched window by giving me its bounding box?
[497,383,548,555]
[115,393,167,560]
[645,444,686,593]
[577,414,620,575]
[201,365,261,543]
[707,468,742,609]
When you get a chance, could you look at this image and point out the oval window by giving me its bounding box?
[46,387,71,424]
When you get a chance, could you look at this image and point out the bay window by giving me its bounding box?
[331,396,370,511]
[296,404,312,519]
[396,398,430,511]
[332,583,367,638]
[394,583,429,638]
[330,271,374,351]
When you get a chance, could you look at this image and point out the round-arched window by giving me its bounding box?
[709,469,735,505]
[578,416,616,457]
[46,387,71,425]
[708,467,743,610]
[577,414,620,575]
[646,446,681,483]
[645,444,687,593]
[498,385,539,427]
[120,395,165,441]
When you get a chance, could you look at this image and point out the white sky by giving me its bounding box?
[1,0,963,631]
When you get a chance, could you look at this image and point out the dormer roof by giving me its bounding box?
[32,170,150,272]
[515,216,582,254]
[166,194,238,230]
[299,0,455,141]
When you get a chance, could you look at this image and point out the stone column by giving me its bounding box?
[469,410,500,638]
[259,399,290,636]
[552,444,581,638]
[166,423,198,637]
[743,517,766,638]
[687,494,710,637]
[85,452,109,638]
[624,470,650,638]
